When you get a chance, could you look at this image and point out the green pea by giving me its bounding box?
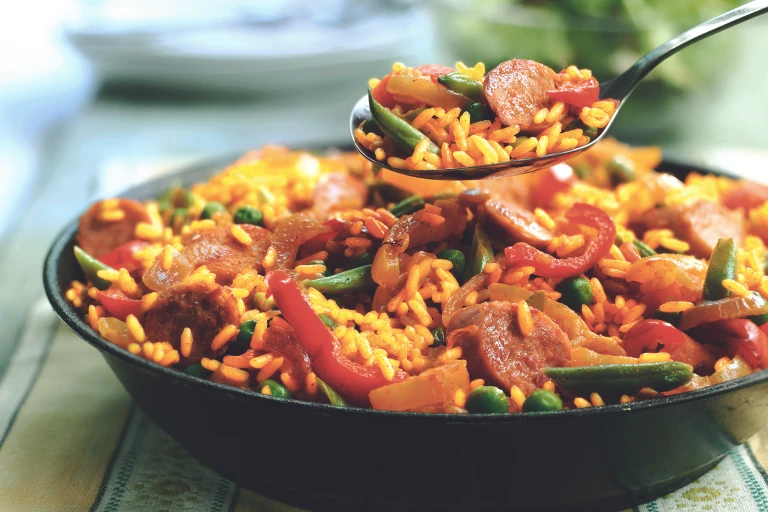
[227,320,256,355]
[260,379,292,399]
[556,276,593,312]
[436,249,466,279]
[362,118,384,137]
[606,154,636,186]
[465,386,509,414]
[522,389,563,412]
[233,206,263,226]
[584,126,598,138]
[614,234,624,246]
[431,327,446,347]
[184,362,212,379]
[200,202,227,220]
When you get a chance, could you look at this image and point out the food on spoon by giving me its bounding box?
[356,60,616,170]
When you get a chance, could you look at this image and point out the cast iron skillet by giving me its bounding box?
[44,154,768,511]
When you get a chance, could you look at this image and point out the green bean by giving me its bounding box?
[633,239,657,258]
[368,89,438,154]
[305,265,374,294]
[438,72,485,102]
[545,362,693,396]
[390,194,425,217]
[317,378,348,407]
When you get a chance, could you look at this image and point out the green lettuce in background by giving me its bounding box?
[430,0,745,142]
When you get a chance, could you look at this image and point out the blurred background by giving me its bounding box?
[0,0,766,364]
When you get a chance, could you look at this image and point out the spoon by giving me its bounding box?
[350,0,768,180]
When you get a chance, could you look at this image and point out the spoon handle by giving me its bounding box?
[602,0,768,100]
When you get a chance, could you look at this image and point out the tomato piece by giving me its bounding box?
[707,319,768,369]
[98,240,149,272]
[265,270,407,405]
[416,64,456,83]
[372,73,399,109]
[504,203,615,279]
[547,77,600,108]
[531,164,575,208]
[722,183,768,211]
[622,319,686,358]
[96,288,142,321]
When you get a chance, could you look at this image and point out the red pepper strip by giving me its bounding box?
[705,319,768,369]
[98,240,149,272]
[372,73,399,109]
[265,270,407,405]
[547,77,600,108]
[96,288,142,321]
[531,164,575,208]
[622,320,686,358]
[504,203,616,279]
[261,325,312,386]
[416,64,456,83]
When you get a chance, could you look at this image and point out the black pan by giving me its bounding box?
[43,155,768,511]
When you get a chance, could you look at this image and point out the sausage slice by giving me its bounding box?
[643,199,744,258]
[447,301,571,394]
[483,59,558,132]
[144,281,240,365]
[78,199,151,258]
[182,224,271,284]
[484,198,553,249]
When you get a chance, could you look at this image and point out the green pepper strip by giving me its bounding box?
[545,362,692,396]
[703,238,737,301]
[437,72,485,103]
[463,224,494,283]
[316,377,348,407]
[526,291,548,311]
[306,265,374,295]
[633,239,657,258]
[74,245,115,290]
[390,195,425,217]
[368,89,439,154]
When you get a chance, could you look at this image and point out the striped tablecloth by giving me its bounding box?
[3,301,768,511]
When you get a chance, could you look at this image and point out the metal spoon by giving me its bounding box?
[350,0,768,180]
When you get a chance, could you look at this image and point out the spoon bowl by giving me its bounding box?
[350,0,768,180]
